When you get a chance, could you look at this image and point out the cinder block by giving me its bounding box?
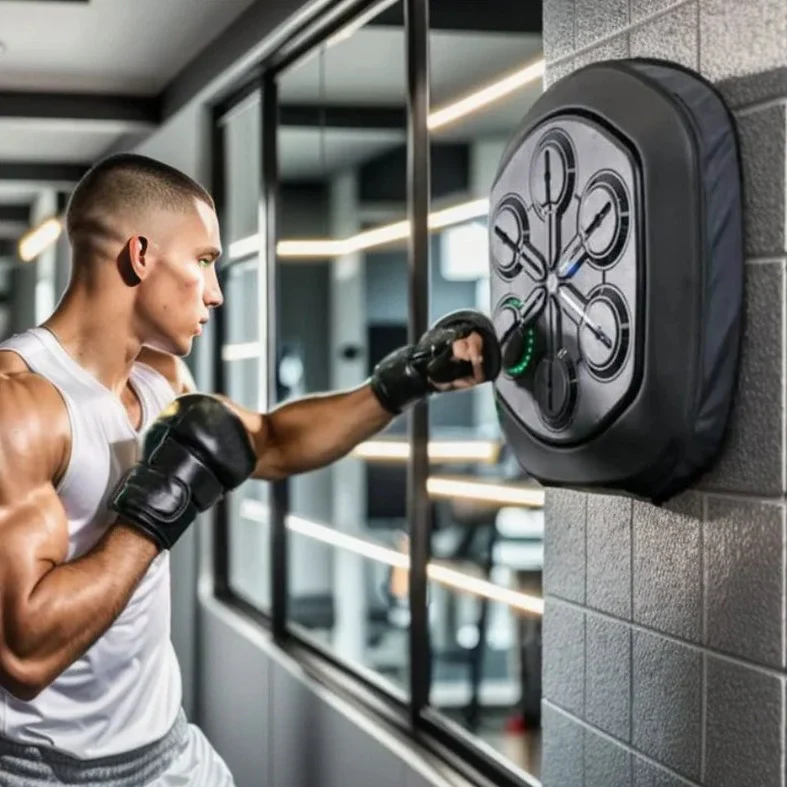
[633,758,697,787]
[574,34,630,69]
[715,66,787,111]
[699,261,784,496]
[543,600,585,716]
[542,702,585,787]
[632,493,702,642]
[704,497,784,668]
[705,656,784,787]
[545,57,577,89]
[544,488,587,603]
[586,614,631,741]
[575,0,628,51]
[700,0,787,86]
[631,0,691,22]
[632,631,701,781]
[629,2,698,70]
[543,0,575,63]
[737,107,786,257]
[587,493,632,619]
[585,728,633,787]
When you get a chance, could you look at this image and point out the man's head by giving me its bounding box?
[66,153,224,356]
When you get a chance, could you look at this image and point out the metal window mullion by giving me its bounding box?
[260,73,288,639]
[210,107,230,597]
[404,0,431,727]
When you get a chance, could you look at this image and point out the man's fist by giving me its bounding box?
[109,394,257,550]
[369,309,502,414]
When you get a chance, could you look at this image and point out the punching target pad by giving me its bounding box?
[490,58,744,504]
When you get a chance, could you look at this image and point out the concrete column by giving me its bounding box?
[540,3,787,786]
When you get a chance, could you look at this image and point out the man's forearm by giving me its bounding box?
[5,525,158,696]
[254,384,393,479]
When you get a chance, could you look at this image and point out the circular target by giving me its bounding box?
[491,194,530,280]
[578,170,630,269]
[579,284,631,381]
[529,129,576,220]
[534,350,578,430]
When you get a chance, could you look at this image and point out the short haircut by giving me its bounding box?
[66,153,215,243]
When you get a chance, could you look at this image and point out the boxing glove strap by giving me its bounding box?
[369,346,435,415]
[109,438,226,551]
[148,436,225,511]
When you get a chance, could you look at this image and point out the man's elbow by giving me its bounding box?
[0,652,49,702]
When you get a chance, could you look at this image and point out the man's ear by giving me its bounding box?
[121,235,149,286]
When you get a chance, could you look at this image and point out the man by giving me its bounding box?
[0,153,500,785]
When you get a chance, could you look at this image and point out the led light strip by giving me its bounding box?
[221,342,264,362]
[19,217,63,262]
[428,59,545,131]
[240,501,543,615]
[228,197,491,261]
[351,439,500,463]
[427,476,544,508]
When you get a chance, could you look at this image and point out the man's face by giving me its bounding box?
[135,198,224,356]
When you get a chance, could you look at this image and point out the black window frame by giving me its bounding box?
[209,2,542,786]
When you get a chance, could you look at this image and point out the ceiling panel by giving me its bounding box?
[0,0,257,94]
[0,118,122,162]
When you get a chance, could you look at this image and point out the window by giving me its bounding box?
[273,1,411,695]
[214,2,545,785]
[424,3,545,777]
[217,93,272,612]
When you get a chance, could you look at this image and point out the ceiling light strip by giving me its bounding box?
[228,197,491,261]
[428,59,545,131]
[19,217,63,262]
[352,439,499,463]
[427,476,545,508]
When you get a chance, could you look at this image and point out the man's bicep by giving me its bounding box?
[0,376,70,632]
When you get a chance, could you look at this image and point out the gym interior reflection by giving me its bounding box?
[216,1,545,780]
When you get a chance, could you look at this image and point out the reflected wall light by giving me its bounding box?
[19,217,63,262]
[228,197,491,261]
[239,500,545,616]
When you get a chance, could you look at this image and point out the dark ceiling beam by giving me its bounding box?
[0,162,88,184]
[280,104,406,130]
[0,91,160,126]
[0,205,30,224]
[369,0,541,33]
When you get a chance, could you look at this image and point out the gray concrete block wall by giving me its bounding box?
[541,1,787,784]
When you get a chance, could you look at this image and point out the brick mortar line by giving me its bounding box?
[545,593,787,680]
[547,0,692,68]
[543,699,702,787]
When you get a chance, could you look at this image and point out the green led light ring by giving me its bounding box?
[501,296,537,377]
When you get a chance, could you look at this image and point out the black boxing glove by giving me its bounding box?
[369,309,502,414]
[108,394,257,550]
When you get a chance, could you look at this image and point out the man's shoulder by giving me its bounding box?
[0,364,70,478]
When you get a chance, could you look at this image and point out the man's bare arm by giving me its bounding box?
[0,373,158,700]
[226,331,489,481]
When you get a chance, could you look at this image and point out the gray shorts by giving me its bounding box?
[0,710,235,786]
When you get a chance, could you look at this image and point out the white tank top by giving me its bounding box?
[0,327,183,759]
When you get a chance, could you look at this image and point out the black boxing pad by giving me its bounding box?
[489,58,744,504]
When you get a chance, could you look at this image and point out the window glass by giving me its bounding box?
[426,2,545,778]
[219,92,272,611]
[274,1,410,692]
[223,96,262,245]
